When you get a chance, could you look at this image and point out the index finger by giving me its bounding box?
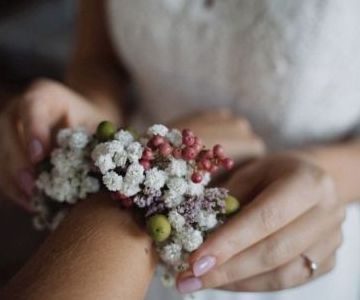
[189,171,319,274]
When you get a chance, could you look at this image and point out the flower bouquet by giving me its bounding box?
[32,121,240,284]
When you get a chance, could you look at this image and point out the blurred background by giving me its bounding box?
[0,0,76,286]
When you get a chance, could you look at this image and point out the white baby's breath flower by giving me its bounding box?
[113,150,127,168]
[56,128,72,147]
[80,176,100,198]
[168,210,186,231]
[177,228,203,252]
[35,128,99,215]
[36,172,51,191]
[50,149,70,174]
[187,181,204,196]
[92,141,126,173]
[166,177,188,195]
[147,124,169,137]
[68,129,89,149]
[91,143,108,160]
[102,171,123,192]
[124,163,145,185]
[166,158,187,177]
[165,129,182,147]
[51,176,78,203]
[160,243,182,266]
[56,128,89,150]
[120,182,141,197]
[144,168,168,191]
[95,154,116,174]
[49,211,67,231]
[126,141,143,163]
[164,191,184,208]
[114,129,134,146]
[202,172,211,185]
[196,210,218,230]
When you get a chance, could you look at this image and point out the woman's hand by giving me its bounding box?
[177,153,345,293]
[0,79,119,210]
[170,110,265,163]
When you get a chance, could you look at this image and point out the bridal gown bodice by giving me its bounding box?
[107,1,360,299]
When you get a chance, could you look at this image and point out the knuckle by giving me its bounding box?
[24,79,62,103]
[262,237,289,269]
[258,205,282,233]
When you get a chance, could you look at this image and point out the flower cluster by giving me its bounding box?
[31,121,240,284]
[33,127,100,229]
[91,123,238,277]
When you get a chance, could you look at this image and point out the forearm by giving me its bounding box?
[1,195,156,300]
[66,63,126,125]
[290,139,360,203]
[65,0,128,125]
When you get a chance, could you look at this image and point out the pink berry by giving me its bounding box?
[152,135,164,147]
[193,142,203,153]
[213,144,225,159]
[222,158,235,170]
[182,128,194,137]
[210,164,219,173]
[111,192,133,208]
[159,142,172,157]
[183,135,195,146]
[191,172,203,183]
[140,159,151,170]
[200,159,212,171]
[201,149,213,159]
[182,147,197,160]
[172,148,182,159]
[142,147,154,161]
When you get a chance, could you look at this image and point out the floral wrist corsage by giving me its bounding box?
[32,121,240,285]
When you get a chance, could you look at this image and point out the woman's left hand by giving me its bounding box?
[177,153,346,293]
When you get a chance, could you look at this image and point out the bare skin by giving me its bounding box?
[0,0,359,295]
[0,194,156,300]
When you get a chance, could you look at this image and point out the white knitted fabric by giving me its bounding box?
[107,1,360,299]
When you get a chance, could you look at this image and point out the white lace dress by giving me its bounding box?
[106,1,360,299]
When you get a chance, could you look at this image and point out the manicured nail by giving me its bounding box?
[29,139,43,162]
[193,256,216,277]
[177,277,202,294]
[16,169,35,196]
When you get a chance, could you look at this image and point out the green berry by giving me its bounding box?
[225,195,240,215]
[147,214,171,242]
[96,121,116,141]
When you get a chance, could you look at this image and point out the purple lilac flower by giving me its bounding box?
[145,196,167,217]
[133,189,162,208]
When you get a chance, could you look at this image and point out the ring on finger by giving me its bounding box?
[301,254,318,278]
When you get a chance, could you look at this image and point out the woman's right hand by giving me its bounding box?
[0,79,119,210]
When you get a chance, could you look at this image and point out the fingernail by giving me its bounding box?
[16,169,35,196]
[29,139,43,162]
[177,277,202,294]
[193,256,216,277]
